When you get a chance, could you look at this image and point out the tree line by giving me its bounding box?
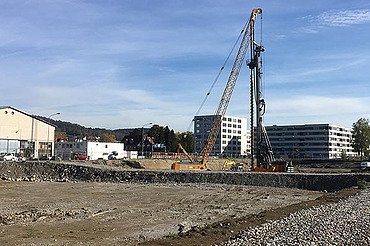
[37,116,193,153]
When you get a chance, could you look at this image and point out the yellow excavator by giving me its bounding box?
[171,8,263,171]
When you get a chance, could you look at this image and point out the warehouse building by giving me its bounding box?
[0,106,56,159]
[194,115,249,157]
[265,123,356,159]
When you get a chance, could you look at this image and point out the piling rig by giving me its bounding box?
[172,8,288,172]
[248,29,288,172]
[172,8,263,171]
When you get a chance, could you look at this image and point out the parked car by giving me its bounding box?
[108,151,125,160]
[73,153,88,160]
[2,153,18,161]
[360,161,370,170]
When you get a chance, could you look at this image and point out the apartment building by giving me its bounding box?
[265,123,356,159]
[194,115,249,157]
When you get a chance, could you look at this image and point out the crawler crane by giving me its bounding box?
[172,8,263,171]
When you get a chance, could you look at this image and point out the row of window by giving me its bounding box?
[268,132,330,136]
[268,126,329,131]
[221,140,240,145]
[270,137,327,141]
[222,146,241,151]
[222,117,242,123]
[3,110,15,115]
[222,123,242,128]
[222,129,242,134]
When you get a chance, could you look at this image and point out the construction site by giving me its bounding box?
[1,6,370,246]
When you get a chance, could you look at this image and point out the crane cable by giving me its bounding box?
[186,19,251,132]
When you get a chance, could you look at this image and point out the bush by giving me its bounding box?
[357,179,369,189]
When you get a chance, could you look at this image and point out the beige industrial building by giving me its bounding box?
[0,106,56,159]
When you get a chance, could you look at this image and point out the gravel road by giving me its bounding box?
[219,189,370,246]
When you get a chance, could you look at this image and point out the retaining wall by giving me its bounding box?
[0,161,369,192]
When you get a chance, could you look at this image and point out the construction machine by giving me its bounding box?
[171,8,263,171]
[223,159,246,171]
[171,144,207,170]
[247,16,290,172]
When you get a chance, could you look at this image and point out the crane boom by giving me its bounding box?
[200,8,262,166]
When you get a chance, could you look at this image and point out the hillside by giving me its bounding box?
[35,116,129,141]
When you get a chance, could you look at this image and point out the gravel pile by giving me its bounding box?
[219,189,370,246]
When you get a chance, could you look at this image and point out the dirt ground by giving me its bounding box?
[0,180,329,246]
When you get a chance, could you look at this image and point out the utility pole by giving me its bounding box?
[141,123,152,158]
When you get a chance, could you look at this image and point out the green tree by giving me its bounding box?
[351,118,370,157]
[177,132,194,153]
[100,133,117,142]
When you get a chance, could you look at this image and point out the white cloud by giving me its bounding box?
[267,57,366,85]
[265,95,370,127]
[317,9,370,27]
[300,9,370,33]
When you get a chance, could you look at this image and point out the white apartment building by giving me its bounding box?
[265,123,356,159]
[55,141,138,160]
[194,115,249,157]
[0,106,56,159]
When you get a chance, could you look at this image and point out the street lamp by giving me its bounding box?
[141,122,153,158]
[48,112,60,118]
[47,112,61,158]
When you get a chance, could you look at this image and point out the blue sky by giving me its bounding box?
[1,0,370,131]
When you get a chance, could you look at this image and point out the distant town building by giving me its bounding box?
[0,106,56,159]
[55,141,137,160]
[194,115,249,157]
[265,123,356,159]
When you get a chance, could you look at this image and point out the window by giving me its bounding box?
[228,124,232,127]
[105,145,108,148]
